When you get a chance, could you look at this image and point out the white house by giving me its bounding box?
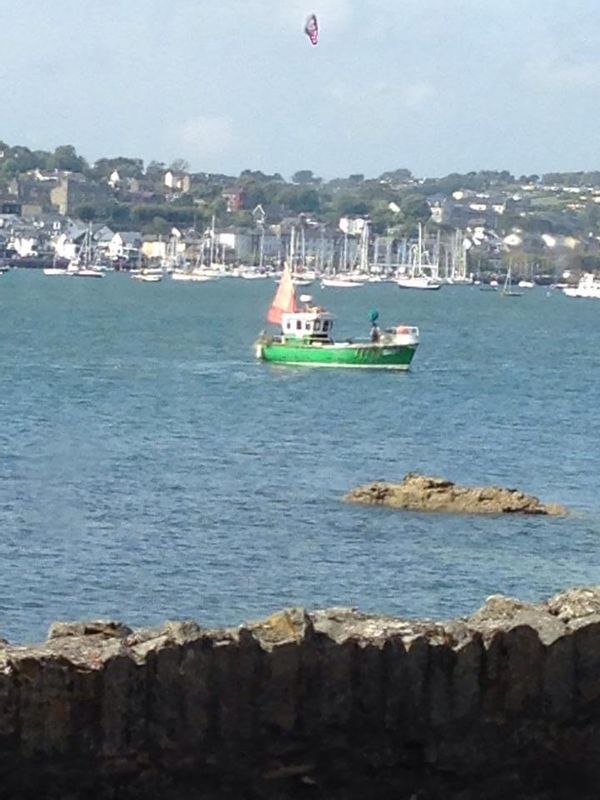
[108,231,143,261]
[339,216,367,235]
[164,171,191,193]
[10,233,39,257]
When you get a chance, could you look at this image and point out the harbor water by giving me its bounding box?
[1,270,599,642]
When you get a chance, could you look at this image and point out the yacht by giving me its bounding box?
[563,273,600,299]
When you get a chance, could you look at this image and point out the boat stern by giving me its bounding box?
[382,325,420,347]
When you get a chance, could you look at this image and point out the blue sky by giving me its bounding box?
[2,0,600,179]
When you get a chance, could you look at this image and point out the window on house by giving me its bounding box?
[323,320,330,331]
[296,320,302,330]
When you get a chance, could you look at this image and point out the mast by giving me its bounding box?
[343,231,348,273]
[209,215,216,265]
[258,222,264,270]
[289,226,295,270]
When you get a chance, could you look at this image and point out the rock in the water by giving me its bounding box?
[47,620,133,640]
[344,472,567,515]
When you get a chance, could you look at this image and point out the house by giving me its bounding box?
[222,187,246,212]
[10,227,42,257]
[108,170,121,188]
[108,231,143,262]
[164,171,191,193]
[141,235,168,262]
[339,216,368,236]
[426,194,451,224]
[50,173,111,215]
[53,225,90,261]
[91,224,115,257]
[0,200,21,215]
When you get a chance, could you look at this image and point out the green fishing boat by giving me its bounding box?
[255,267,419,370]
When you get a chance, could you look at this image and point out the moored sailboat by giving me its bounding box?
[396,223,442,290]
[500,264,523,297]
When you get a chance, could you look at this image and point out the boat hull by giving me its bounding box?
[256,340,417,370]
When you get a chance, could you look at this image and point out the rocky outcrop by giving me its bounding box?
[3,588,600,798]
[345,472,568,515]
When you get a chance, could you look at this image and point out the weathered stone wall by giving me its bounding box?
[2,588,600,799]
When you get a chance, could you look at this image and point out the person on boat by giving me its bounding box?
[369,309,380,343]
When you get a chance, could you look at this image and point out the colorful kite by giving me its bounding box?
[304,13,319,46]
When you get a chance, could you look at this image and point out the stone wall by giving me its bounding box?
[2,588,600,799]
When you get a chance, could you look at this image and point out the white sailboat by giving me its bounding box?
[44,248,72,276]
[69,226,104,278]
[284,226,314,286]
[500,263,522,297]
[321,222,368,288]
[321,276,363,288]
[397,224,442,290]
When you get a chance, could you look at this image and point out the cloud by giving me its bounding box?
[399,82,436,109]
[524,54,600,92]
[326,79,435,110]
[177,115,235,159]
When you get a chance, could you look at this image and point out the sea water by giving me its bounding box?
[1,271,599,642]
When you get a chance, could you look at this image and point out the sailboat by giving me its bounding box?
[43,251,72,277]
[397,223,442,290]
[500,263,523,297]
[255,265,420,370]
[68,226,104,278]
[321,223,368,288]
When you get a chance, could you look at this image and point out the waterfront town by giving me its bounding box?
[2,141,600,282]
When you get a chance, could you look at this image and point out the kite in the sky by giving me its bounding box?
[304,13,319,46]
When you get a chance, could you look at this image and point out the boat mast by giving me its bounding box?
[209,215,216,266]
[343,230,348,273]
[289,226,295,270]
[258,222,264,270]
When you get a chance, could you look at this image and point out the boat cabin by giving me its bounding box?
[280,308,335,342]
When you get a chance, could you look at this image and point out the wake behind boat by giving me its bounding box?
[255,266,419,370]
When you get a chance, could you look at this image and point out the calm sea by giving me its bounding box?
[1,270,599,642]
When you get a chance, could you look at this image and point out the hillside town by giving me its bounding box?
[2,141,600,281]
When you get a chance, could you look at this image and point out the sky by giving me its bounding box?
[2,0,600,180]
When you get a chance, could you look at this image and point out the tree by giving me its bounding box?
[378,168,413,185]
[332,193,370,216]
[0,158,20,178]
[51,144,88,173]
[109,202,131,227]
[276,186,321,213]
[92,157,144,180]
[239,169,283,184]
[291,170,321,186]
[399,193,431,232]
[9,146,37,171]
[146,161,166,182]
[75,204,97,222]
[169,158,189,173]
[147,216,171,236]
[348,174,364,186]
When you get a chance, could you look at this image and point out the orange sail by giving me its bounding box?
[267,265,297,324]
